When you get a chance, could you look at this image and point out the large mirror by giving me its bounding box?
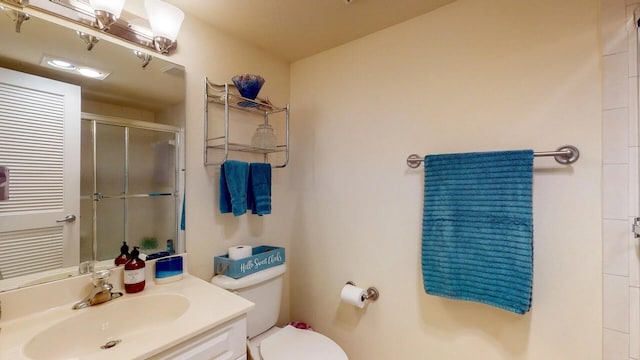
[0,6,186,291]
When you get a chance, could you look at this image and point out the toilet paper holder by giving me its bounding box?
[346,281,379,302]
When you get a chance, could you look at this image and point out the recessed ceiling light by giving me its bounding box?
[40,55,111,80]
[47,59,76,70]
[77,67,104,78]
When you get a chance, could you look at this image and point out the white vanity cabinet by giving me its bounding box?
[149,316,248,360]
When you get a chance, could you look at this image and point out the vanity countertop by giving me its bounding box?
[0,270,254,359]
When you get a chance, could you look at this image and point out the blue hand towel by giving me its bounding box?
[248,162,272,215]
[219,160,249,216]
[180,194,186,230]
[421,150,534,314]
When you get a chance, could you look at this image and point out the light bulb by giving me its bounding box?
[144,0,184,42]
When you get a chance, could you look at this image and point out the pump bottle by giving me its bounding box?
[124,246,145,293]
[114,241,130,266]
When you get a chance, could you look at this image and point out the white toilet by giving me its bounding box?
[211,264,348,360]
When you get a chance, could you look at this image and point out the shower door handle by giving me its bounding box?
[56,214,76,223]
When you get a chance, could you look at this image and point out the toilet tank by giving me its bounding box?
[211,264,286,338]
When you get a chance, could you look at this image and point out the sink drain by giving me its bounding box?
[100,339,121,349]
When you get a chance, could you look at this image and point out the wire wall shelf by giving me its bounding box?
[204,77,290,168]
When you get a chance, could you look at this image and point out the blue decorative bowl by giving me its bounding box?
[232,74,265,100]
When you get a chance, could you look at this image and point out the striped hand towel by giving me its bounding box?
[421,150,534,314]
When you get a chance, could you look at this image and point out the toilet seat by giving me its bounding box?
[259,325,348,360]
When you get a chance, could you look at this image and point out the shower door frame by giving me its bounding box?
[81,112,184,261]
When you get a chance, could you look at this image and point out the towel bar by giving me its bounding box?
[406,145,579,168]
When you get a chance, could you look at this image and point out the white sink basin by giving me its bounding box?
[0,269,254,360]
[23,293,189,359]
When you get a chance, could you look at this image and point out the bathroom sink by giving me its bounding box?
[22,293,189,359]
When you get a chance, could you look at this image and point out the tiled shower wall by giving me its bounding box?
[602,0,640,359]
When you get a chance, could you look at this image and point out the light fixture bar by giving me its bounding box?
[89,0,125,30]
[0,0,27,6]
[0,0,177,54]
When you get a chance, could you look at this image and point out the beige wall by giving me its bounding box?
[289,0,602,359]
[165,8,293,321]
[126,0,604,358]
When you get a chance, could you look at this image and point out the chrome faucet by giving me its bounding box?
[72,270,123,310]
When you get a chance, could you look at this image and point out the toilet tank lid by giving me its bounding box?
[211,264,286,290]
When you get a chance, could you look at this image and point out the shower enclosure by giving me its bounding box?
[80,114,182,262]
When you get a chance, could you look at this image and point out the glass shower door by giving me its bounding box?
[127,127,177,256]
[80,121,127,262]
[80,116,179,262]
[95,123,126,261]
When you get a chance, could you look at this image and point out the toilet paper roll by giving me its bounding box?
[341,284,367,308]
[228,245,252,260]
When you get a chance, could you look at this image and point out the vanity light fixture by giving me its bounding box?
[0,0,183,55]
[88,0,124,30]
[134,50,152,69]
[67,0,93,13]
[76,30,99,51]
[0,5,29,33]
[144,0,184,54]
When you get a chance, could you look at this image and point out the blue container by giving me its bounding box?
[155,255,183,284]
[214,246,285,279]
[146,251,171,260]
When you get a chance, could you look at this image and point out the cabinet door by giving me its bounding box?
[148,317,247,360]
[0,67,80,278]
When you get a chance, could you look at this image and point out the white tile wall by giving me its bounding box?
[605,274,631,332]
[604,220,630,276]
[604,53,631,109]
[603,0,628,55]
[631,287,640,358]
[605,328,631,360]
[601,1,640,359]
[604,164,630,219]
[604,108,630,163]
[81,99,155,122]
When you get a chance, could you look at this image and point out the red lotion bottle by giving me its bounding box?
[114,241,130,266]
[124,246,145,293]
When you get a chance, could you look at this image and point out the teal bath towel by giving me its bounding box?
[421,150,534,314]
[248,162,272,215]
[219,160,249,216]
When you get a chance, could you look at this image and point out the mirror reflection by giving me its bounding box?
[79,115,181,262]
[0,9,185,291]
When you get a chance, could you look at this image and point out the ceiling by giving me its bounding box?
[0,0,457,111]
[165,0,458,62]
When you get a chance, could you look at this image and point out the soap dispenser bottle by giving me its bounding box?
[114,241,130,266]
[124,246,145,293]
